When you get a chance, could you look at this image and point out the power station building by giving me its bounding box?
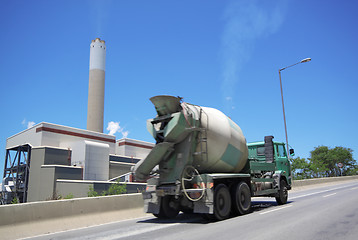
[1,38,154,204]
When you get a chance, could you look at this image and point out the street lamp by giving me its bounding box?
[279,58,311,158]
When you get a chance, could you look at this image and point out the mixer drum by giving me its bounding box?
[191,106,248,173]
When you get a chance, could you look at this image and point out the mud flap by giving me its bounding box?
[144,195,161,214]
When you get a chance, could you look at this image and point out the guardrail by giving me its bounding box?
[0,175,357,239]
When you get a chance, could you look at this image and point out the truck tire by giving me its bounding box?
[154,196,179,218]
[275,179,288,205]
[213,184,231,220]
[232,181,251,215]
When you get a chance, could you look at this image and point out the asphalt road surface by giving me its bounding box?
[26,181,358,240]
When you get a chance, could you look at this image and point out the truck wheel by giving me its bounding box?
[275,179,288,205]
[214,184,231,220]
[232,181,251,215]
[154,196,179,219]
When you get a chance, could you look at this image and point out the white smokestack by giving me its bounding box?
[87,38,106,133]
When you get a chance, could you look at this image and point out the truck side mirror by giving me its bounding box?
[289,149,295,156]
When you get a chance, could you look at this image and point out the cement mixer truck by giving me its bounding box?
[133,95,292,220]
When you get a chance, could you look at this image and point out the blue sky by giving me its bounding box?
[1,0,357,175]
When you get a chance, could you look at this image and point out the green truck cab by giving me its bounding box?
[247,136,292,203]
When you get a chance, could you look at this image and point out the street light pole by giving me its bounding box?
[279,58,311,158]
[278,69,289,159]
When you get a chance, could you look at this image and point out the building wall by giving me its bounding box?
[6,126,42,150]
[27,147,82,202]
[6,122,116,154]
[56,180,93,198]
[116,138,154,159]
[109,161,135,179]
[82,141,109,181]
[109,155,140,164]
[27,147,49,202]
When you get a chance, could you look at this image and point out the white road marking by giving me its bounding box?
[259,205,292,215]
[95,223,181,240]
[290,184,358,200]
[350,187,358,190]
[20,215,152,240]
[323,193,337,198]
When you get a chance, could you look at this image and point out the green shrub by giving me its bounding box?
[88,185,99,197]
[11,197,19,204]
[106,182,127,195]
[64,193,74,199]
[87,181,127,197]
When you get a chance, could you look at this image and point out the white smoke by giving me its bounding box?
[22,119,35,129]
[28,121,35,128]
[220,0,286,110]
[106,121,129,138]
[88,0,113,36]
[122,131,129,139]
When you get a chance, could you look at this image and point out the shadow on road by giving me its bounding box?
[137,200,294,225]
[137,213,207,224]
[251,200,293,213]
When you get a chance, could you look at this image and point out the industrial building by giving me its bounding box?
[1,38,154,204]
[2,122,154,203]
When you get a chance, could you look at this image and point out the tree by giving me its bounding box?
[309,146,330,178]
[309,146,357,177]
[291,157,311,180]
[291,146,357,179]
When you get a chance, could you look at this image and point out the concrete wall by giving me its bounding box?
[292,175,358,188]
[0,193,146,239]
[56,179,147,198]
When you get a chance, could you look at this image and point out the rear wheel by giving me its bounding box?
[275,179,288,205]
[232,181,251,215]
[154,196,179,218]
[213,184,231,220]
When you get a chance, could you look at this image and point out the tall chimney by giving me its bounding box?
[87,38,106,133]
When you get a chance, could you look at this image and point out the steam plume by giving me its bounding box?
[220,0,286,111]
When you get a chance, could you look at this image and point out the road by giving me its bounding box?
[26,181,358,240]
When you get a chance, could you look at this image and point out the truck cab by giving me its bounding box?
[247,136,292,200]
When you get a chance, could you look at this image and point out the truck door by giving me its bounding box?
[275,144,290,181]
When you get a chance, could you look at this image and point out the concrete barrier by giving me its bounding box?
[292,175,358,189]
[0,193,148,239]
[55,179,147,199]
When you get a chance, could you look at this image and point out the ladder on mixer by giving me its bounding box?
[194,107,208,165]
